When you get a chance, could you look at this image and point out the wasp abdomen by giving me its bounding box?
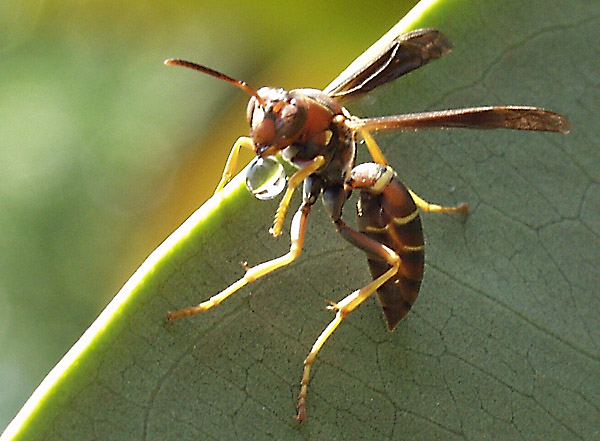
[351,164,424,331]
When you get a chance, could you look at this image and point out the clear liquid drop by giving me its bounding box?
[246,157,286,200]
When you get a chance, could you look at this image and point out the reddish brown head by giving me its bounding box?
[246,88,307,157]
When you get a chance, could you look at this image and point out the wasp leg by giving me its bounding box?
[408,188,469,214]
[167,201,312,321]
[270,155,325,237]
[296,218,400,423]
[355,127,467,215]
[214,136,255,193]
[357,128,388,165]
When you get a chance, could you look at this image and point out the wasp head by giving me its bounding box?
[247,88,308,158]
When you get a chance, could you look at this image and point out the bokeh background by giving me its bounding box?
[0,0,418,431]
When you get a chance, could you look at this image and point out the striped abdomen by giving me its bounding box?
[355,175,424,331]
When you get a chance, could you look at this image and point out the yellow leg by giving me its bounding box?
[358,129,388,165]
[270,155,325,237]
[296,240,400,422]
[357,129,468,215]
[408,188,469,214]
[214,136,255,193]
[167,202,311,321]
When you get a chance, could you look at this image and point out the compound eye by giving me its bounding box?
[246,156,286,200]
[246,96,257,123]
[276,101,306,139]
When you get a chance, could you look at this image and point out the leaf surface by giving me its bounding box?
[3,0,598,439]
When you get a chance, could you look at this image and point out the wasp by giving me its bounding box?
[165,28,570,422]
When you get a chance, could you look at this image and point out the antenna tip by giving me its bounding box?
[164,59,177,66]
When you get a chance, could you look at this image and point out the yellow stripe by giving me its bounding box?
[370,166,394,193]
[402,244,424,252]
[363,209,419,234]
[363,224,386,233]
[393,209,419,226]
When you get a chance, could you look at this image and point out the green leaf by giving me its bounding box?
[3,0,598,439]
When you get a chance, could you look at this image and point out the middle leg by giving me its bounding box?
[408,188,469,214]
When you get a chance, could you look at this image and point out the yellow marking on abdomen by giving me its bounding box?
[363,209,419,234]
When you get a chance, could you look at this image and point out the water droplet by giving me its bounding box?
[246,157,286,200]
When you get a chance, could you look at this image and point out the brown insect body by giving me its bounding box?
[248,87,353,187]
[165,28,570,422]
[351,163,424,331]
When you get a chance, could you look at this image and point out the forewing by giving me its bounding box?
[324,28,453,103]
[347,106,571,134]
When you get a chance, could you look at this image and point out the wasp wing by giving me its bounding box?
[347,106,571,134]
[323,28,453,104]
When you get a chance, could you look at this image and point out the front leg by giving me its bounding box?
[270,155,325,237]
[214,136,255,193]
[167,201,312,321]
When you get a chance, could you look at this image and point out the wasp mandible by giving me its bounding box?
[165,28,570,422]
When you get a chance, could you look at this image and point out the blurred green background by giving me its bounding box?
[0,0,418,431]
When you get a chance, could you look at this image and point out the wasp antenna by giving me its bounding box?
[164,58,265,106]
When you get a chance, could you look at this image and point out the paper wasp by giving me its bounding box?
[165,28,570,422]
